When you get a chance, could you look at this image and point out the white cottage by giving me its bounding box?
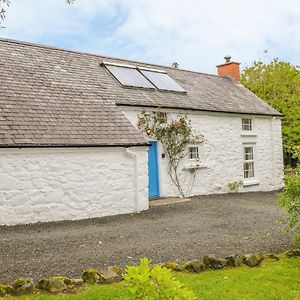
[0,39,283,225]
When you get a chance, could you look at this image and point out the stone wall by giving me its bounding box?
[122,107,284,197]
[0,147,148,225]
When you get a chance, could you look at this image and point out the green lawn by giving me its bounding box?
[8,258,300,300]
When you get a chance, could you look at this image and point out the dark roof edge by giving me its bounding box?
[0,143,149,149]
[0,38,222,79]
[117,103,283,117]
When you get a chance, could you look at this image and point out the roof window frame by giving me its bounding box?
[102,61,186,93]
[103,62,156,90]
[139,69,186,93]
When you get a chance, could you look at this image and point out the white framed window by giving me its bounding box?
[188,146,199,160]
[243,146,254,178]
[158,112,167,122]
[242,118,252,131]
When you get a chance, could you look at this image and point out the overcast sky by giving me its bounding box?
[1,0,299,73]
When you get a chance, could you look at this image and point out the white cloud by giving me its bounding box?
[1,0,118,40]
[1,0,300,73]
[115,0,300,72]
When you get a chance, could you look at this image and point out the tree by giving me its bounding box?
[241,59,300,163]
[0,0,74,28]
[277,148,300,244]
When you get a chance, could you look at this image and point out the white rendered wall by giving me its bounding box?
[0,147,148,225]
[122,107,284,197]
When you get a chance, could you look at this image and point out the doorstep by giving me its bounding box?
[149,197,191,206]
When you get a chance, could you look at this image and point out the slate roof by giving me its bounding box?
[0,38,281,147]
[0,39,147,147]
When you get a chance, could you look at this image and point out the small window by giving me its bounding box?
[242,118,252,131]
[158,112,167,122]
[243,146,254,178]
[188,146,199,160]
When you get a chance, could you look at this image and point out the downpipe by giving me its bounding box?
[125,147,139,211]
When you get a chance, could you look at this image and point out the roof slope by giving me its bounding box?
[0,39,146,147]
[0,39,281,147]
[102,60,281,116]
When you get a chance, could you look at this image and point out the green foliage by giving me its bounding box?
[241,59,300,156]
[138,110,203,197]
[228,180,243,193]
[278,165,300,244]
[138,111,198,166]
[0,284,12,297]
[286,144,300,161]
[124,258,196,300]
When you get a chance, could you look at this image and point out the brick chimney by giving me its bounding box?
[217,55,240,81]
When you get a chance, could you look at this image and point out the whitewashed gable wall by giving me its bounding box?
[0,147,148,225]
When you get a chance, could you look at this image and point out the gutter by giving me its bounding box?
[0,143,149,149]
[116,103,283,117]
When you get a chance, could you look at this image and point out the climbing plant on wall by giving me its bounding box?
[137,110,203,198]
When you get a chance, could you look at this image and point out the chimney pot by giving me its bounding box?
[224,55,231,63]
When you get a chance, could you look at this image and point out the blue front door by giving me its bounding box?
[148,141,160,198]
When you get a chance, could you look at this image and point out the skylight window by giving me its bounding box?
[103,61,186,93]
[105,64,155,89]
[139,69,186,92]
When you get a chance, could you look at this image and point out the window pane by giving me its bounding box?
[106,65,155,88]
[188,146,199,159]
[244,147,253,160]
[158,112,167,122]
[244,162,254,178]
[140,70,185,92]
[242,119,252,131]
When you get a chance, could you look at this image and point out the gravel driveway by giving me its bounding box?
[0,191,293,283]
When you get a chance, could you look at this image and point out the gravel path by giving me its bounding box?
[0,191,293,283]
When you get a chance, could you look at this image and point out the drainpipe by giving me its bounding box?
[271,117,275,180]
[125,147,139,211]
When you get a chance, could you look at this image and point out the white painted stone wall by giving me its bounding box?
[122,107,284,197]
[0,147,148,225]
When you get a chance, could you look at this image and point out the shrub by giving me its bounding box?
[124,258,196,300]
[278,165,300,244]
[228,180,243,193]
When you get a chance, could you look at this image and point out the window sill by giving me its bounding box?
[183,164,207,171]
[243,179,260,187]
[241,132,257,137]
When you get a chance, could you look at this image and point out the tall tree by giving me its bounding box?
[241,59,300,160]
